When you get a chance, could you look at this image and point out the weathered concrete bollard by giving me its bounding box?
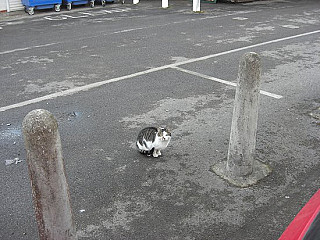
[211,52,271,187]
[228,52,261,176]
[22,109,77,240]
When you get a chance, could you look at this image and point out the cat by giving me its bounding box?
[136,127,171,158]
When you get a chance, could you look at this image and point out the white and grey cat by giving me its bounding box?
[136,127,171,157]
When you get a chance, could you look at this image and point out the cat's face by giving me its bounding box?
[157,128,171,141]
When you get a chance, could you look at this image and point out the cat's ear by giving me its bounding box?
[157,127,163,136]
[166,128,171,136]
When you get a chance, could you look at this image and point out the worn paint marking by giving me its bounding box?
[172,67,283,99]
[0,43,59,55]
[43,8,134,21]
[1,30,319,112]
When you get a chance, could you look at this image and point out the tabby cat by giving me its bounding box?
[136,127,171,157]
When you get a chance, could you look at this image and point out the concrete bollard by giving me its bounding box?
[227,52,261,176]
[162,0,168,8]
[22,109,77,240]
[193,0,200,12]
[211,53,271,187]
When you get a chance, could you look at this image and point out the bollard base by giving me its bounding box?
[211,160,271,188]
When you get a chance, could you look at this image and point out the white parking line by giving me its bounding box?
[0,42,59,55]
[43,8,134,21]
[172,66,238,87]
[1,30,319,112]
[172,67,283,99]
[169,29,320,66]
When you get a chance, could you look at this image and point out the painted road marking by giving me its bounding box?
[173,66,238,87]
[1,29,319,112]
[232,17,248,21]
[172,67,283,99]
[43,8,134,21]
[0,11,276,55]
[0,43,60,55]
[2,9,318,56]
[169,30,320,66]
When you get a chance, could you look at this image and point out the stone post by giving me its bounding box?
[211,53,271,187]
[162,0,168,8]
[227,52,261,176]
[22,109,77,240]
[193,0,200,12]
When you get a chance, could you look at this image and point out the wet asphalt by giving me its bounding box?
[1,0,320,239]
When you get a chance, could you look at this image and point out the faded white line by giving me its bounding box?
[113,27,146,34]
[172,66,237,87]
[172,67,283,99]
[0,42,59,55]
[0,27,149,55]
[170,29,320,66]
[259,90,283,99]
[0,11,253,55]
[1,29,318,112]
[0,67,167,112]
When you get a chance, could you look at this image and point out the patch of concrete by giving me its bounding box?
[171,56,190,64]
[22,80,85,94]
[262,40,320,84]
[216,35,254,44]
[211,160,271,188]
[101,197,152,231]
[120,93,227,129]
[16,56,53,64]
[77,224,101,238]
[281,25,300,29]
[247,25,275,32]
[274,12,320,25]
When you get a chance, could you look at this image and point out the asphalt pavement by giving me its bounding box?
[1,0,320,239]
